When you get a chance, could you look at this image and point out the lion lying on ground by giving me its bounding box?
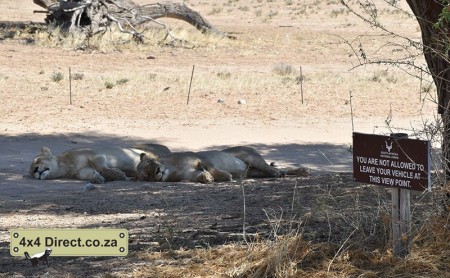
[136,146,309,183]
[29,143,171,183]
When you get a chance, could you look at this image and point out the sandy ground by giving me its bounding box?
[0,0,441,276]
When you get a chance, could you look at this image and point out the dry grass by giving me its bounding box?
[2,19,434,125]
[132,212,449,277]
[29,23,237,53]
[128,176,450,278]
[129,179,450,278]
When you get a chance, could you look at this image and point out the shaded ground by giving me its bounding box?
[1,171,405,277]
[0,133,434,276]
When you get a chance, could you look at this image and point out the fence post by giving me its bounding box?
[187,65,195,105]
[69,67,72,105]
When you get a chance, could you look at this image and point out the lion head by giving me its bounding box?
[136,153,167,182]
[29,147,59,180]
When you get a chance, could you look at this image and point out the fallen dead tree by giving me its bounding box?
[32,0,230,42]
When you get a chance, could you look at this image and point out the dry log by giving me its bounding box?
[32,0,230,40]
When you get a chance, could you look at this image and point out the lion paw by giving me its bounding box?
[285,167,310,177]
[197,171,214,184]
[295,167,310,177]
[92,172,106,184]
[100,168,127,182]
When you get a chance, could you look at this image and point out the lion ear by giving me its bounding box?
[140,152,160,161]
[40,147,52,157]
[139,153,147,161]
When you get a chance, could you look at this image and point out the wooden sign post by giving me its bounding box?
[391,184,411,257]
[390,133,410,257]
[353,132,430,257]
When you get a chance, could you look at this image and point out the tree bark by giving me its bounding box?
[33,0,228,37]
[406,0,450,184]
[405,1,450,113]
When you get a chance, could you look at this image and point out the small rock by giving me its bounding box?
[238,99,247,105]
[218,99,225,103]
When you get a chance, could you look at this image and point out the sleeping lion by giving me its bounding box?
[136,146,309,183]
[29,143,171,183]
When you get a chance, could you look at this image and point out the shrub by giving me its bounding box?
[116,78,129,85]
[273,63,295,76]
[105,81,114,89]
[51,71,64,82]
[72,73,84,80]
[217,71,231,79]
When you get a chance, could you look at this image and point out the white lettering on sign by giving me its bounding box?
[376,168,390,175]
[369,175,380,183]
[355,155,424,189]
[353,133,430,191]
[360,165,375,174]
[381,177,395,186]
[356,156,367,164]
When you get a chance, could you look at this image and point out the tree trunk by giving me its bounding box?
[405,1,450,113]
[33,0,229,38]
[405,2,448,123]
[406,0,450,183]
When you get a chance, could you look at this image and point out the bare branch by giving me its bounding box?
[33,0,232,42]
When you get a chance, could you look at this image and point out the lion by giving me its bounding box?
[136,146,309,183]
[29,143,171,183]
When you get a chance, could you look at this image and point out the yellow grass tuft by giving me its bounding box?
[228,235,312,277]
[132,211,450,278]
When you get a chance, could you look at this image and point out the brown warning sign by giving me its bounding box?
[353,132,430,191]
